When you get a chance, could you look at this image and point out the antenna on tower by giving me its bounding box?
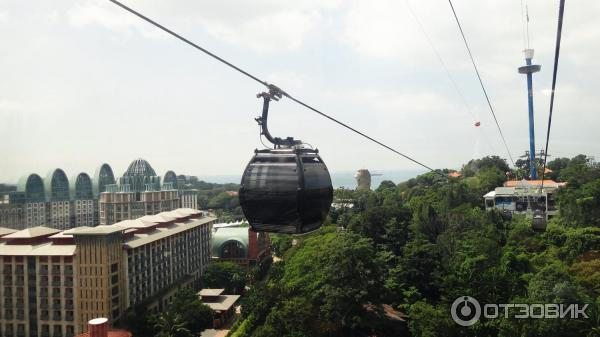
[525,4,531,48]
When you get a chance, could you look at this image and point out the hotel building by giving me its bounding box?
[1,159,201,230]
[0,208,215,337]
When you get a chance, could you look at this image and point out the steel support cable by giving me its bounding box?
[447,0,516,167]
[108,0,447,178]
[403,0,474,120]
[540,0,566,190]
[402,0,497,155]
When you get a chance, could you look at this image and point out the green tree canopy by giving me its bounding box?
[203,262,246,294]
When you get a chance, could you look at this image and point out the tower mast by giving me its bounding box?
[518,49,541,179]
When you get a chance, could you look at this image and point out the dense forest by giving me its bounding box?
[179,179,243,219]
[229,155,600,337]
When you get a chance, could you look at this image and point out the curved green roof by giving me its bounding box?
[164,170,178,189]
[92,163,115,196]
[16,175,31,192]
[44,169,70,201]
[16,173,45,202]
[211,227,249,258]
[70,173,93,200]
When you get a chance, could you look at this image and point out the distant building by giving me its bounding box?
[99,159,179,225]
[0,208,215,337]
[0,164,114,230]
[179,189,198,209]
[1,159,200,230]
[211,224,270,267]
[163,172,199,209]
[355,169,372,190]
[483,179,565,220]
[198,288,240,328]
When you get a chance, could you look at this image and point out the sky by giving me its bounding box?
[1,0,599,183]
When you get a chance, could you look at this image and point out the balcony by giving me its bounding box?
[15,268,24,275]
[40,302,49,309]
[64,280,73,287]
[3,268,12,274]
[15,279,24,286]
[53,314,62,321]
[4,278,13,285]
[65,303,73,310]
[51,269,61,275]
[40,279,49,286]
[64,269,73,275]
[65,292,73,299]
[51,280,61,286]
[65,316,74,321]
[52,302,61,309]
[39,269,49,275]
[16,302,24,309]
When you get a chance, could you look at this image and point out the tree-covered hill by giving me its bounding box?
[230,155,600,337]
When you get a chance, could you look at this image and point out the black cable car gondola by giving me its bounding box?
[239,88,333,234]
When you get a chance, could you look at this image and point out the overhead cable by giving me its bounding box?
[447,0,516,167]
[402,0,496,154]
[108,0,447,178]
[540,0,566,189]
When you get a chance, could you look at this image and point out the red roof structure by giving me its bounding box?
[503,179,559,188]
[75,318,132,337]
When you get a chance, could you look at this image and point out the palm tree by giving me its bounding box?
[153,312,193,337]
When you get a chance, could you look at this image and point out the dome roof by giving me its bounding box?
[44,168,70,201]
[124,158,156,177]
[163,170,178,189]
[93,163,115,195]
[211,227,249,258]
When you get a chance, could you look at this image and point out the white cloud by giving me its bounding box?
[340,0,524,68]
[65,0,341,52]
[1,0,600,179]
[266,70,309,91]
[178,0,342,52]
[199,10,319,52]
[0,11,8,23]
[67,1,167,39]
[0,99,25,112]
[339,89,453,115]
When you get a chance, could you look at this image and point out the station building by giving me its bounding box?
[211,223,270,268]
[483,179,565,220]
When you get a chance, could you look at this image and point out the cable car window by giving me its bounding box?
[251,156,296,164]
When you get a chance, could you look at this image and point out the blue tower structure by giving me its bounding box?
[518,49,541,179]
